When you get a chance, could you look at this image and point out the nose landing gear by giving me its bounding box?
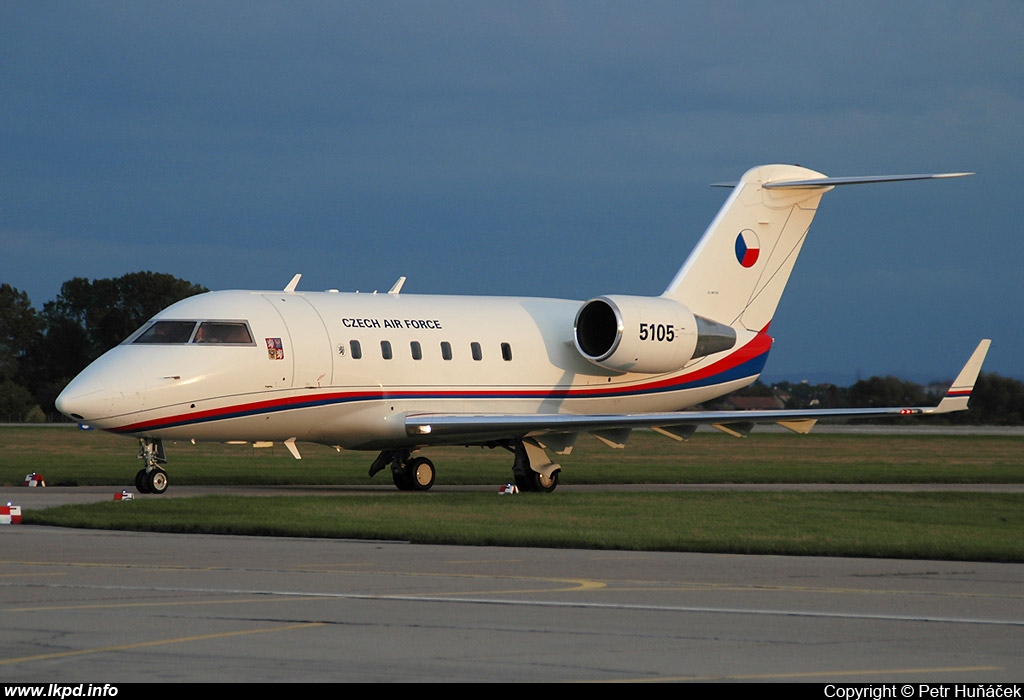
[135,438,169,494]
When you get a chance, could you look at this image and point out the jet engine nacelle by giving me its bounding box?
[573,295,736,374]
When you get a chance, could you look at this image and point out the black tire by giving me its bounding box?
[392,468,412,490]
[533,470,559,493]
[513,471,534,492]
[513,468,559,493]
[135,468,151,494]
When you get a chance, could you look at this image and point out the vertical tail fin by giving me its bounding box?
[662,164,830,333]
[661,165,973,334]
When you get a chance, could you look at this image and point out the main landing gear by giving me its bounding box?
[369,450,437,491]
[368,437,561,493]
[511,438,560,493]
[135,438,169,495]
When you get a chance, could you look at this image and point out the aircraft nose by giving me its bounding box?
[55,352,145,423]
[55,376,111,422]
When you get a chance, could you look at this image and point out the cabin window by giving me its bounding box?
[410,341,422,360]
[440,341,452,361]
[194,321,253,344]
[132,321,197,344]
[501,342,513,361]
[381,340,393,360]
[471,342,482,361]
[350,340,362,359]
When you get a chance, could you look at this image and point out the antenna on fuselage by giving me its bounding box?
[284,274,301,292]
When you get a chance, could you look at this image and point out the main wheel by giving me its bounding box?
[407,457,435,491]
[147,467,169,495]
[135,468,151,494]
[513,468,559,493]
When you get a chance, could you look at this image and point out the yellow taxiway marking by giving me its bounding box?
[4,559,1020,602]
[5,596,323,613]
[0,572,65,579]
[0,622,324,667]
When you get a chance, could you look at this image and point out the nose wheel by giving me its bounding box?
[136,438,169,495]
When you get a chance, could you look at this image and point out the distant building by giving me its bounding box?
[721,396,785,411]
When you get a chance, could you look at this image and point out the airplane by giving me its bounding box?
[55,164,990,495]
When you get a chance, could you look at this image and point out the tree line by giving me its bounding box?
[1,272,1021,424]
[727,374,1024,426]
[1,272,207,422]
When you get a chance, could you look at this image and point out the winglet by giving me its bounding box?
[284,274,302,292]
[929,339,991,414]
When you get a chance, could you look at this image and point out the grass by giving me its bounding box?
[3,425,1024,562]
[25,491,1024,562]
[2,425,1022,487]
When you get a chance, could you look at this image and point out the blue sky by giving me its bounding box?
[2,2,1021,383]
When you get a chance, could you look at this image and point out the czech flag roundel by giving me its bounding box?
[734,229,760,268]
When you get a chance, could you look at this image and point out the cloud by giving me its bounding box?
[1,1,1021,380]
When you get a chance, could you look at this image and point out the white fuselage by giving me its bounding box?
[56,288,769,450]
[54,165,977,469]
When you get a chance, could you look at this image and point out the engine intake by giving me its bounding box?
[574,295,736,373]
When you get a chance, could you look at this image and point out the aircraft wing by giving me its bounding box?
[405,340,991,446]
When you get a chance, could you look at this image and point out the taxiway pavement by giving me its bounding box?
[2,488,1023,682]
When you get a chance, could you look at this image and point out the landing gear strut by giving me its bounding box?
[512,438,560,493]
[135,438,169,495]
[369,449,436,491]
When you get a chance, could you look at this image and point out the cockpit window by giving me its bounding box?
[194,321,253,344]
[129,320,255,345]
[132,321,197,344]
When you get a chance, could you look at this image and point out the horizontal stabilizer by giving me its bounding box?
[711,172,973,190]
[762,172,974,189]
